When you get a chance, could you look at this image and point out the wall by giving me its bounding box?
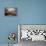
[0,0,46,44]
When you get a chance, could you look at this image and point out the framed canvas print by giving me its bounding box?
[5,7,17,16]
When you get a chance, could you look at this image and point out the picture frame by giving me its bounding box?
[5,7,17,16]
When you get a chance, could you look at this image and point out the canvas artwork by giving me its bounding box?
[5,8,17,16]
